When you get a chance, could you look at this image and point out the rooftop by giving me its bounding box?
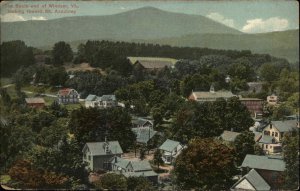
[83,141,123,156]
[110,156,153,172]
[231,169,271,191]
[132,127,157,144]
[159,139,181,152]
[128,57,177,69]
[271,120,297,132]
[192,91,236,100]
[220,131,241,142]
[241,154,285,172]
[258,135,275,144]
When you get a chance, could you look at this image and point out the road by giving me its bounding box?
[1,84,57,98]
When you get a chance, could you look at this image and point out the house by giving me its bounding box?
[188,85,237,102]
[132,118,153,129]
[267,94,278,105]
[239,98,264,116]
[220,130,241,143]
[85,94,117,108]
[231,169,271,191]
[57,88,79,104]
[109,156,158,184]
[132,127,157,144]
[241,154,285,189]
[262,120,297,142]
[82,140,123,171]
[159,139,183,164]
[25,97,45,109]
[257,135,282,154]
[128,57,177,71]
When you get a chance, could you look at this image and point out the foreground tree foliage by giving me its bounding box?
[173,138,237,190]
[8,160,69,189]
[94,173,127,190]
[282,131,299,190]
[172,97,253,144]
[69,107,136,151]
[127,176,155,191]
[234,131,255,165]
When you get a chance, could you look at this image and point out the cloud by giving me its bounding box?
[31,16,47,21]
[242,17,289,33]
[0,13,26,22]
[206,12,235,28]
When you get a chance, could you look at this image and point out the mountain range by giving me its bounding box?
[1,7,298,62]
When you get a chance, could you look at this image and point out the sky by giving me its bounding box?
[0,0,299,33]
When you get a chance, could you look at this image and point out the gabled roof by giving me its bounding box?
[58,88,78,96]
[110,156,153,172]
[83,141,123,156]
[271,121,296,132]
[25,97,45,104]
[109,156,129,169]
[231,169,271,191]
[85,94,97,101]
[132,128,157,144]
[132,118,153,127]
[159,139,181,152]
[220,131,241,142]
[258,135,275,144]
[131,160,153,171]
[100,95,116,101]
[241,154,285,172]
[86,94,116,102]
[127,57,177,69]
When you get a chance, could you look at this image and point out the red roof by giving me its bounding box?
[58,88,72,96]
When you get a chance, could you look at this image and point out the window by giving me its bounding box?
[272,132,275,136]
[88,155,91,161]
[264,131,270,136]
[266,145,268,149]
[275,132,278,137]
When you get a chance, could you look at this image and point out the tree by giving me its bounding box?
[153,149,164,169]
[139,145,147,160]
[69,107,136,151]
[52,41,73,66]
[224,97,254,132]
[94,173,127,190]
[1,40,34,76]
[233,131,255,165]
[127,176,155,191]
[8,160,69,189]
[173,138,237,190]
[282,131,299,189]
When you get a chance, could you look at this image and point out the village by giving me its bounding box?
[1,48,299,190]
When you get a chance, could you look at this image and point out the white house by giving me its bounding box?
[85,94,117,108]
[57,88,79,104]
[82,140,123,171]
[159,139,183,164]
